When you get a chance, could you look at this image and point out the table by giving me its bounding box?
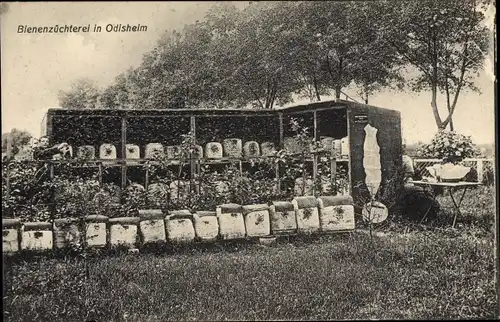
[410,180,482,227]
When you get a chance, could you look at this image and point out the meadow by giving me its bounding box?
[3,186,497,321]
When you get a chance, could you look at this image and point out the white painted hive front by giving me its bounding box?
[53,218,81,249]
[77,145,96,160]
[145,143,164,159]
[294,178,314,196]
[109,218,140,248]
[99,143,117,159]
[205,142,223,159]
[169,180,190,201]
[293,197,320,232]
[317,196,355,231]
[147,183,169,207]
[193,211,219,242]
[260,142,276,157]
[243,141,261,158]
[340,136,350,158]
[138,210,166,244]
[243,204,271,237]
[125,144,141,159]
[217,204,246,240]
[166,145,183,160]
[223,138,243,158]
[269,202,297,234]
[2,219,20,253]
[21,222,53,251]
[85,222,107,247]
[165,211,195,243]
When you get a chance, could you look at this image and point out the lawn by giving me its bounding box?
[2,186,498,321]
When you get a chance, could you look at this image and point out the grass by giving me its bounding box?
[3,186,498,321]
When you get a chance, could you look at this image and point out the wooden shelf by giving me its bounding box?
[40,156,350,166]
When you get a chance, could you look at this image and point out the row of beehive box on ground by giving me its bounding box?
[2,195,355,253]
[55,136,349,160]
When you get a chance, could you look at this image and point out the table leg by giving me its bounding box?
[419,185,437,224]
[449,187,468,228]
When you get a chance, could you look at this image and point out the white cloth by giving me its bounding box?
[363,124,381,197]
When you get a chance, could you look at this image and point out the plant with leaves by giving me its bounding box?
[58,78,102,110]
[2,129,33,160]
[416,130,481,163]
[378,0,490,130]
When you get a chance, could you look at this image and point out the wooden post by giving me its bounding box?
[312,111,318,196]
[5,164,10,200]
[330,154,337,194]
[49,162,54,179]
[6,135,13,160]
[476,159,484,183]
[121,117,127,190]
[98,162,103,186]
[190,116,196,194]
[278,113,284,149]
[277,113,284,194]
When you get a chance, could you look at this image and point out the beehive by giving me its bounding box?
[53,218,82,249]
[145,143,164,159]
[260,142,276,157]
[320,136,335,152]
[205,142,223,159]
[165,210,195,244]
[294,178,314,196]
[109,217,140,248]
[125,144,141,160]
[243,141,261,158]
[333,140,342,158]
[169,180,190,201]
[317,196,355,231]
[138,210,166,245]
[99,143,117,160]
[147,183,169,208]
[216,204,246,240]
[340,136,349,158]
[242,204,270,237]
[214,181,230,196]
[166,145,183,159]
[193,211,219,242]
[269,201,297,235]
[284,137,299,154]
[77,145,95,160]
[223,138,243,158]
[84,215,108,248]
[2,219,21,253]
[21,222,53,251]
[292,196,320,232]
[192,145,204,159]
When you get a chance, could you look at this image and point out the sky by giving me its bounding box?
[1,1,496,145]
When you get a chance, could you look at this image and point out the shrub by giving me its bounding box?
[416,130,480,164]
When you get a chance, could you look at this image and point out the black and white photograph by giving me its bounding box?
[1,1,497,320]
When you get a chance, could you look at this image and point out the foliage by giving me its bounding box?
[416,130,480,163]
[1,129,33,159]
[58,78,102,110]
[3,227,496,321]
[378,0,490,130]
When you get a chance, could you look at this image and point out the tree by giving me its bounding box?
[285,1,404,102]
[1,129,32,159]
[58,78,102,109]
[379,0,490,130]
[100,68,141,109]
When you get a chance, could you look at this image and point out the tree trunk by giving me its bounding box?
[313,73,321,101]
[335,86,341,100]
